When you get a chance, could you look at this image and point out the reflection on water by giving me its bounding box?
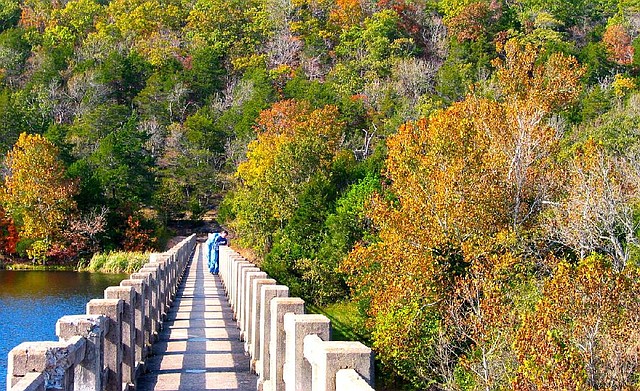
[0,270,127,389]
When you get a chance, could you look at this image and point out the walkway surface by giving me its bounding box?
[137,242,257,391]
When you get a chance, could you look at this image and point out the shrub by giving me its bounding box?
[87,251,150,274]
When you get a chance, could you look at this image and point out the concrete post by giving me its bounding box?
[56,315,108,391]
[243,271,268,346]
[257,285,289,390]
[104,286,135,387]
[137,266,159,341]
[238,265,260,332]
[7,337,85,390]
[129,271,152,353]
[120,278,146,370]
[303,335,374,391]
[167,253,177,297]
[222,253,244,295]
[152,254,172,313]
[336,369,376,391]
[250,278,276,372]
[231,261,252,315]
[145,259,168,320]
[86,298,123,391]
[283,314,331,391]
[222,250,234,295]
[268,297,305,391]
[218,247,232,287]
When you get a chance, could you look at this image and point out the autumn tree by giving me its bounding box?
[233,99,345,251]
[602,23,634,65]
[546,140,640,271]
[0,205,18,255]
[492,39,584,231]
[1,133,77,261]
[342,40,585,388]
[513,256,640,389]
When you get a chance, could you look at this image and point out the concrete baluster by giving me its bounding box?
[86,298,123,391]
[303,335,374,391]
[283,314,331,391]
[56,315,108,391]
[257,285,289,390]
[243,271,268,347]
[147,257,168,319]
[104,286,135,388]
[129,271,153,353]
[218,247,231,287]
[249,278,276,372]
[137,266,160,341]
[267,297,305,391]
[336,369,376,391]
[120,278,147,371]
[8,337,86,391]
[230,256,245,293]
[237,265,259,331]
[232,261,251,316]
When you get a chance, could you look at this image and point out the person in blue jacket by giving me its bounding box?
[206,230,228,275]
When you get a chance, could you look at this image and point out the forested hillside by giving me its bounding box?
[1,0,640,388]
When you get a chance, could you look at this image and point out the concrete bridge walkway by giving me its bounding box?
[137,242,257,391]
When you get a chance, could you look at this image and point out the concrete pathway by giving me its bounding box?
[137,242,257,391]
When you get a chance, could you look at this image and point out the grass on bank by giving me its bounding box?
[85,251,150,274]
[307,300,369,342]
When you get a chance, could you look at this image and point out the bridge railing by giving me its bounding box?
[6,235,197,391]
[218,246,375,391]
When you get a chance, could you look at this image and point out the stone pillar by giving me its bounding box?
[238,264,260,330]
[136,267,159,341]
[130,271,152,353]
[303,335,374,391]
[243,271,268,345]
[336,369,376,391]
[218,247,232,287]
[7,337,86,390]
[146,258,168,319]
[231,261,251,315]
[87,298,123,391]
[268,297,305,391]
[250,278,276,372]
[257,285,289,390]
[283,314,331,391]
[104,286,135,387]
[56,315,108,391]
[120,278,146,370]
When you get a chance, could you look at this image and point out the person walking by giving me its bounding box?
[205,230,228,275]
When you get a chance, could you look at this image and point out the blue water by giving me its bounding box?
[0,270,127,389]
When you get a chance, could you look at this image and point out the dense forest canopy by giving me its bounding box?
[1,0,640,388]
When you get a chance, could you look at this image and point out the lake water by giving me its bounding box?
[0,270,127,389]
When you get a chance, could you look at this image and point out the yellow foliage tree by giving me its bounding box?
[233,99,345,252]
[1,133,77,255]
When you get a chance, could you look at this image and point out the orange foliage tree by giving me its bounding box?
[513,256,640,389]
[123,216,156,252]
[602,24,634,65]
[342,39,584,387]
